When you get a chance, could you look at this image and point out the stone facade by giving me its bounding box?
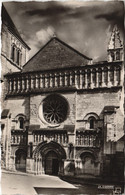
[1,5,124,181]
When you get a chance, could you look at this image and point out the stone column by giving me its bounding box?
[108,68,113,87]
[13,78,16,92]
[85,71,87,88]
[77,71,80,89]
[91,71,95,88]
[103,70,107,87]
[65,72,68,86]
[28,76,31,91]
[79,70,82,89]
[17,77,20,92]
[31,75,34,90]
[47,74,50,88]
[60,72,64,87]
[55,73,58,87]
[52,74,55,88]
[90,70,92,88]
[45,74,48,88]
[22,77,25,91]
[102,69,105,87]
[42,75,45,88]
[69,71,72,86]
[96,70,99,88]
[35,75,39,89]
[39,74,43,88]
[49,74,53,87]
[81,71,85,88]
[107,68,110,87]
[38,74,40,89]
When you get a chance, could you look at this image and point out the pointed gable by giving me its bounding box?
[23,37,92,72]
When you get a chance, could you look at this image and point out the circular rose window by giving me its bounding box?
[39,95,68,126]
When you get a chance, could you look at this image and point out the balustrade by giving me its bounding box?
[76,134,100,147]
[33,132,68,145]
[6,65,122,95]
[11,134,27,145]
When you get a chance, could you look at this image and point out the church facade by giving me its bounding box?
[1,5,124,180]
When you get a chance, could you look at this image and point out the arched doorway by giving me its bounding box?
[45,151,59,175]
[15,149,26,172]
[33,141,66,175]
[80,152,95,175]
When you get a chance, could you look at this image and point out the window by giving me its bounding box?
[116,51,120,61]
[111,52,115,61]
[11,44,15,61]
[11,44,22,66]
[17,50,20,65]
[40,94,68,125]
[18,117,24,129]
[89,117,96,129]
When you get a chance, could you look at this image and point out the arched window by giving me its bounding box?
[89,117,96,129]
[116,51,120,61]
[111,52,115,61]
[11,44,15,61]
[18,117,24,129]
[11,44,22,66]
[17,50,20,65]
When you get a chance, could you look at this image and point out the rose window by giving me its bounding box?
[42,95,68,124]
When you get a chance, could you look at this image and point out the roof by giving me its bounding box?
[22,37,92,72]
[1,109,10,119]
[2,4,30,50]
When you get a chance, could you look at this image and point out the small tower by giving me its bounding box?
[107,25,123,62]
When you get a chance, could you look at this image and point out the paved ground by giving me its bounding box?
[1,171,124,195]
[1,171,76,195]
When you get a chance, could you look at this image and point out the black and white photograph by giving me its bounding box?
[1,0,124,194]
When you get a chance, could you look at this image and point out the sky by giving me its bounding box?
[2,0,124,62]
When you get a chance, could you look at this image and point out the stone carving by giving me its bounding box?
[30,104,37,117]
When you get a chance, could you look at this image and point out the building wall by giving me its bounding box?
[29,92,76,128]
[76,91,120,119]
[1,18,124,179]
[1,24,29,75]
[5,89,121,126]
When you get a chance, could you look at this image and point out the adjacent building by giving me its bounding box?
[1,5,124,180]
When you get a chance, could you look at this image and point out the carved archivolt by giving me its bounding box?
[33,141,66,160]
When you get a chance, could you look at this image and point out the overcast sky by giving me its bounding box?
[3,1,124,62]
